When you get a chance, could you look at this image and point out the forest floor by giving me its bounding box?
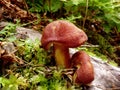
[0,0,120,90]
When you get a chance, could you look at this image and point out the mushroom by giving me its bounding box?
[41,20,88,68]
[71,51,94,84]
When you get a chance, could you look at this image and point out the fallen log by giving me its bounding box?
[89,56,120,90]
[0,22,120,90]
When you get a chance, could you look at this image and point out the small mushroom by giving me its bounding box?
[71,51,94,84]
[41,20,87,68]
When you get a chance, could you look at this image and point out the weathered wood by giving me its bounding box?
[89,56,120,90]
[0,22,42,41]
[0,22,120,90]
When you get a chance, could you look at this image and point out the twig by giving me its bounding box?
[81,44,99,48]
[82,0,89,29]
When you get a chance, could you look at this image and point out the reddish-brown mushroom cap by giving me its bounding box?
[71,51,94,84]
[41,20,88,50]
[41,20,88,68]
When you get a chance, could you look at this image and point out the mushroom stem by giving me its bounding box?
[54,44,70,68]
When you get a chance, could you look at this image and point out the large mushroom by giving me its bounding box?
[41,20,88,68]
[71,51,94,84]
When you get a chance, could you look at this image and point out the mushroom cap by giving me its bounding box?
[71,51,94,84]
[41,20,88,49]
[71,51,90,66]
